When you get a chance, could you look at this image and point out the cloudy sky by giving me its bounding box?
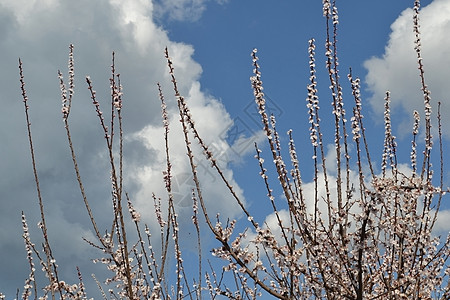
[0,0,449,297]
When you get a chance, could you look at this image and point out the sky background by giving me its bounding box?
[0,0,449,297]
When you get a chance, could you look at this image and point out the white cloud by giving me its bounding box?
[0,0,59,23]
[109,0,157,54]
[129,81,246,222]
[153,0,228,22]
[433,208,450,235]
[0,0,248,296]
[364,0,450,138]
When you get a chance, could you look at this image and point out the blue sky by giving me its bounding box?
[0,0,448,297]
